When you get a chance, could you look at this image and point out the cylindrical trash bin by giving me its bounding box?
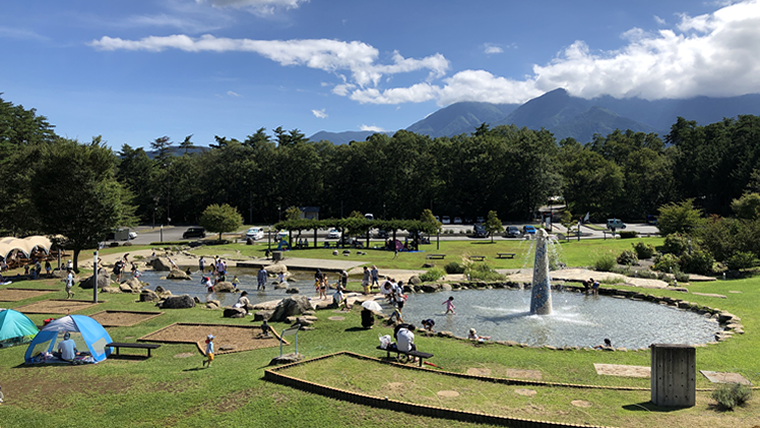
[651,343,696,407]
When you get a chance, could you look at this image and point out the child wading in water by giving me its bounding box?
[443,296,456,315]
[202,334,215,368]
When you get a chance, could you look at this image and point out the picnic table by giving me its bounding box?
[469,255,486,261]
[107,342,161,358]
[497,253,516,259]
[426,254,446,260]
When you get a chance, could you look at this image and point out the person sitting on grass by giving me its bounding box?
[233,291,250,315]
[468,328,490,342]
[593,338,613,350]
[57,332,77,362]
[333,286,350,311]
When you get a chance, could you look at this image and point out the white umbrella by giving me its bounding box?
[361,300,383,312]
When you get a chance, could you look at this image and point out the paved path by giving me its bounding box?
[504,268,669,289]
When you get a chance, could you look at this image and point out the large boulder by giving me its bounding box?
[270,296,312,322]
[149,257,173,272]
[266,263,288,275]
[421,283,442,293]
[285,287,300,294]
[223,307,247,318]
[409,275,422,286]
[158,294,195,309]
[213,281,237,293]
[122,277,145,292]
[167,269,192,280]
[140,289,159,302]
[79,268,111,290]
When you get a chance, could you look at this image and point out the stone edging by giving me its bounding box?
[264,351,617,428]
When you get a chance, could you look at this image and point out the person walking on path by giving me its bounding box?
[64,270,75,299]
[370,265,379,289]
[361,266,371,295]
[44,260,51,277]
[202,335,215,367]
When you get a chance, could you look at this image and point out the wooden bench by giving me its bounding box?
[426,254,446,260]
[497,253,516,259]
[107,342,161,358]
[377,345,434,367]
[470,255,486,261]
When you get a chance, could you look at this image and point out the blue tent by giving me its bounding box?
[24,315,112,363]
[0,309,39,348]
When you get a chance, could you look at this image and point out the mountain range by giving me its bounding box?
[308,88,760,144]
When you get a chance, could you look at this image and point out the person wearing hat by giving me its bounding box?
[468,328,490,342]
[57,332,77,362]
[202,334,215,367]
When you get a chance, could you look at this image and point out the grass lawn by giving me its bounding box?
[1,237,758,427]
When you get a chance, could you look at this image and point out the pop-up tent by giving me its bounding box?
[24,315,112,363]
[0,309,39,348]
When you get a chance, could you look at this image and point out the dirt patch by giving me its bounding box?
[504,368,542,380]
[515,388,537,397]
[437,390,460,397]
[0,288,57,302]
[328,316,346,321]
[466,367,492,376]
[14,299,100,314]
[89,310,164,327]
[594,363,651,378]
[138,323,283,355]
[571,399,592,408]
[174,353,196,358]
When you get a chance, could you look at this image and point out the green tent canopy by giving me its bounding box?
[0,309,40,348]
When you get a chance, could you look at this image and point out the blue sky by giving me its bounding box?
[2,0,759,149]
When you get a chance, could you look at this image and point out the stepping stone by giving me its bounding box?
[594,363,650,378]
[328,316,345,321]
[466,367,492,376]
[700,370,751,385]
[692,292,726,299]
[174,353,195,358]
[571,400,592,408]
[437,390,460,397]
[729,291,742,294]
[515,388,536,397]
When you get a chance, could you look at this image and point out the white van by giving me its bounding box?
[606,219,626,230]
[364,213,374,220]
[246,227,264,240]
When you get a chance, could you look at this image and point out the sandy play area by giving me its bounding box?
[139,323,284,355]
[14,299,100,314]
[89,310,164,327]
[0,288,58,302]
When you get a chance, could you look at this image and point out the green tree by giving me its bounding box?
[30,138,136,271]
[484,210,503,243]
[285,206,303,221]
[199,204,243,240]
[657,199,704,236]
[731,193,760,220]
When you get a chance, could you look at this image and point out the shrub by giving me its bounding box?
[663,233,689,255]
[593,254,616,272]
[465,263,505,281]
[419,267,446,282]
[679,249,715,275]
[444,261,465,274]
[632,241,656,259]
[674,270,690,283]
[712,383,752,410]
[611,266,633,276]
[653,253,680,272]
[617,249,639,266]
[618,230,638,239]
[634,269,657,279]
[725,252,757,270]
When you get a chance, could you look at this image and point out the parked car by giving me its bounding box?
[505,226,521,238]
[327,228,342,239]
[453,217,463,224]
[646,215,658,225]
[182,227,206,239]
[374,229,388,239]
[522,225,537,235]
[434,215,440,222]
[128,231,138,240]
[606,219,626,230]
[364,213,374,220]
[245,227,264,240]
[464,217,473,224]
[473,223,489,238]
[476,216,485,224]
[442,216,451,224]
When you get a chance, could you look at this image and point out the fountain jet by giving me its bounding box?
[530,228,552,315]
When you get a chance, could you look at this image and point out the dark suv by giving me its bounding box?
[182,227,206,239]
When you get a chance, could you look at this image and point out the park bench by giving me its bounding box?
[107,342,161,358]
[497,253,516,259]
[426,254,446,260]
[377,345,434,367]
[469,255,486,261]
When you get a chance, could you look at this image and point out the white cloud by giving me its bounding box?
[0,25,48,41]
[227,90,241,97]
[484,44,503,54]
[360,124,386,132]
[312,108,327,118]
[89,0,760,106]
[196,0,308,15]
[654,15,667,25]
